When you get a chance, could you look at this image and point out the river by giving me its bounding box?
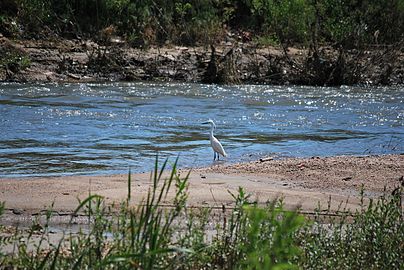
[0,82,402,177]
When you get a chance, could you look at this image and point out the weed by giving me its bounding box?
[0,157,402,269]
[299,188,403,269]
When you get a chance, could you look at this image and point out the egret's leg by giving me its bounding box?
[213,152,216,160]
[217,153,220,160]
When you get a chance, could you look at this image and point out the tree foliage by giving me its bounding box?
[0,0,402,47]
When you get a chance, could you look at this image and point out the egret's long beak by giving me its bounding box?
[201,121,209,124]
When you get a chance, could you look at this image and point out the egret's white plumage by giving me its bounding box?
[202,119,227,160]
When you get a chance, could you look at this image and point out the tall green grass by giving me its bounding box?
[0,156,403,269]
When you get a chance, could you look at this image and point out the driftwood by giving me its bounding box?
[260,157,273,163]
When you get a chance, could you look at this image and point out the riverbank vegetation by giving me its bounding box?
[1,0,403,47]
[0,0,403,85]
[0,158,403,269]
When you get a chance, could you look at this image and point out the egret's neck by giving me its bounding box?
[209,124,214,138]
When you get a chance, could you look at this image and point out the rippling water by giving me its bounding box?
[0,82,402,177]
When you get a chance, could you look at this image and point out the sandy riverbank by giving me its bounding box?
[0,154,402,219]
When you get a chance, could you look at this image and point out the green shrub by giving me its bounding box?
[0,50,31,74]
[249,0,314,44]
[2,0,402,47]
[299,188,404,269]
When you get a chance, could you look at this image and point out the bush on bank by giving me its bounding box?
[0,0,403,47]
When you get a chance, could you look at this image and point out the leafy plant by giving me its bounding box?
[299,187,404,269]
[0,50,31,75]
[250,0,314,45]
[240,203,304,270]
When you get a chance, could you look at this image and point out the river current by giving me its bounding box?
[0,82,402,177]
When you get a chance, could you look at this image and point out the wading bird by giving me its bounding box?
[202,119,227,160]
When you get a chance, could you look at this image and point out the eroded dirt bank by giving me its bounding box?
[1,35,403,85]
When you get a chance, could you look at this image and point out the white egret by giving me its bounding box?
[202,119,227,160]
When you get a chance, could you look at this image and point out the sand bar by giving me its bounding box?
[0,155,402,218]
